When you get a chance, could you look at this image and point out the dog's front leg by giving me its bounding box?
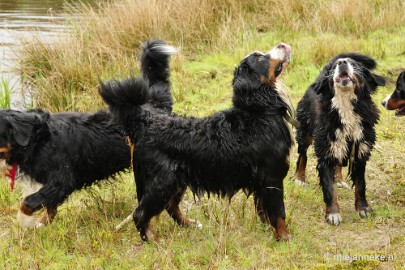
[351,159,372,217]
[317,161,342,225]
[19,178,75,227]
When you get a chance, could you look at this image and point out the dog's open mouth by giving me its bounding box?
[336,72,354,84]
[396,104,405,116]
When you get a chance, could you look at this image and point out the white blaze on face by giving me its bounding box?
[269,47,284,61]
[381,94,391,109]
[333,58,355,90]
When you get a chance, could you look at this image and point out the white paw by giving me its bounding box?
[358,207,373,218]
[336,181,351,189]
[295,179,306,187]
[326,213,342,226]
[16,210,37,228]
[35,222,45,228]
[196,221,203,230]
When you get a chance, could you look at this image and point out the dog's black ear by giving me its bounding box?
[8,119,34,146]
[396,71,405,91]
[232,61,262,91]
[312,75,329,94]
[365,71,385,94]
[6,111,42,147]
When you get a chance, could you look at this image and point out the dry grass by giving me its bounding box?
[18,0,405,112]
[3,0,405,268]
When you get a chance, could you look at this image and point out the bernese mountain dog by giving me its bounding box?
[294,53,385,225]
[381,70,405,116]
[0,39,176,228]
[99,42,294,241]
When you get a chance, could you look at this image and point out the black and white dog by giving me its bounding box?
[294,53,385,225]
[0,40,176,227]
[100,42,294,241]
[381,70,405,116]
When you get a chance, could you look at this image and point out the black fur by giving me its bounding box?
[0,39,175,226]
[294,53,385,225]
[100,43,293,241]
[0,109,131,224]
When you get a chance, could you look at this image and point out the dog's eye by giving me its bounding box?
[275,63,283,76]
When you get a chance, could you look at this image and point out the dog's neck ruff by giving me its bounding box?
[329,88,364,162]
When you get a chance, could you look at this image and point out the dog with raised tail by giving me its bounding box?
[100,42,294,241]
[0,39,177,228]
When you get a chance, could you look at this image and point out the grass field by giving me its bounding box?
[1,0,405,269]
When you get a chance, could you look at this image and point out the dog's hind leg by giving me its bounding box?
[165,186,202,229]
[351,159,372,217]
[133,191,169,241]
[259,179,289,241]
[335,165,351,189]
[294,136,312,186]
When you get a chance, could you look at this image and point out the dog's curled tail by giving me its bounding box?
[99,77,149,126]
[141,39,177,85]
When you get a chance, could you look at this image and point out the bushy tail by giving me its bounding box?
[99,39,177,125]
[141,39,177,84]
[140,39,177,113]
[99,77,150,127]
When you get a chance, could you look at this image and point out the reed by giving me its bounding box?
[18,0,405,112]
[0,75,14,109]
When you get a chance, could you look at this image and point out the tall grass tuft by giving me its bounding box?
[0,76,14,109]
[18,0,405,112]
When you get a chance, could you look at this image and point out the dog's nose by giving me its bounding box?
[338,60,347,65]
[277,43,291,54]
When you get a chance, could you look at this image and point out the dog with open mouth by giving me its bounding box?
[100,42,294,241]
[294,53,385,226]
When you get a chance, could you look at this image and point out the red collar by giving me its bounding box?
[5,163,18,191]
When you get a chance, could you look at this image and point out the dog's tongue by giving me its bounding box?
[5,164,17,191]
[340,73,349,80]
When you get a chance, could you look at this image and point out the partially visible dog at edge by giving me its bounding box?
[0,39,176,228]
[99,42,295,241]
[381,70,405,116]
[294,53,385,226]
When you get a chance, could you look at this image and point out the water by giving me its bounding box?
[0,0,89,109]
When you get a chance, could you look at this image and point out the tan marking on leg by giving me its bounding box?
[275,217,289,241]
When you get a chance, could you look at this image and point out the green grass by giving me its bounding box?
[0,75,14,109]
[1,0,405,269]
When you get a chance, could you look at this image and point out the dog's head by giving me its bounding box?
[232,43,292,112]
[381,71,405,116]
[312,53,385,99]
[233,43,291,89]
[0,110,48,160]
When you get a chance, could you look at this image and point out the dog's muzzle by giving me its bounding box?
[334,59,355,87]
